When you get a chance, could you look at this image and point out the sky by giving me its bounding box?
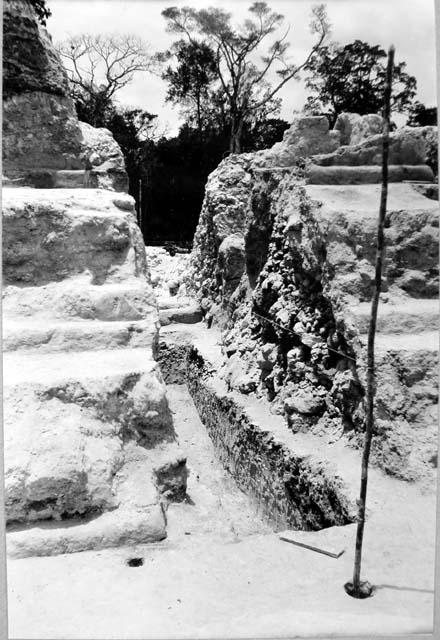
[47,0,438,134]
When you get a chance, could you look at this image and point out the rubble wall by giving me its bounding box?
[2,0,128,191]
[157,339,355,530]
[188,118,438,485]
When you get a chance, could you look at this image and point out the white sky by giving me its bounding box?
[48,0,438,134]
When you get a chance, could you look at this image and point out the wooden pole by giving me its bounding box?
[345,45,395,600]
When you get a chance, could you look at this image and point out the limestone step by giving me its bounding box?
[305,183,439,219]
[3,346,174,528]
[157,295,197,310]
[2,188,142,287]
[358,331,438,383]
[3,347,162,388]
[359,331,438,354]
[351,299,438,334]
[305,184,438,299]
[2,318,157,353]
[18,169,87,189]
[2,280,157,321]
[7,505,166,558]
[159,304,203,326]
[53,170,87,188]
[306,164,434,185]
[6,437,186,557]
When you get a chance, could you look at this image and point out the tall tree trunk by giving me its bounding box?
[196,93,202,144]
[229,113,237,153]
[229,114,243,153]
[346,45,395,600]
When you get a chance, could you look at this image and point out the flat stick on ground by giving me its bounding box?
[345,44,395,600]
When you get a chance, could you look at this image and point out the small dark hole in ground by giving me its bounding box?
[126,557,144,567]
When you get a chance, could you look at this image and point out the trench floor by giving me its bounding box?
[165,384,272,543]
[7,384,437,638]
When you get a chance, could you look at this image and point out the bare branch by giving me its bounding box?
[57,33,151,100]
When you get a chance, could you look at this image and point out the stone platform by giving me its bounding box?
[3,188,186,555]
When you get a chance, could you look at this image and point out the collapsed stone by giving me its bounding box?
[2,0,128,192]
[3,189,184,543]
[188,119,438,484]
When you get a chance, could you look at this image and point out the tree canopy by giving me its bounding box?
[160,40,218,139]
[29,0,51,25]
[407,101,437,127]
[160,2,330,152]
[304,40,417,126]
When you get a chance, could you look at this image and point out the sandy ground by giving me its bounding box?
[7,385,437,639]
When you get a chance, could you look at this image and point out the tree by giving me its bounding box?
[161,2,330,153]
[159,40,218,140]
[304,40,417,126]
[29,0,51,25]
[105,107,158,228]
[57,34,151,127]
[407,101,437,126]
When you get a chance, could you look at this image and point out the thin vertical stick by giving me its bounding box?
[350,45,395,598]
[138,178,143,235]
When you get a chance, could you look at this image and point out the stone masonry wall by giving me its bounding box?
[188,117,438,485]
[2,0,128,191]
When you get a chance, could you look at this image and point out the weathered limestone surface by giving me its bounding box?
[79,122,129,192]
[2,91,84,175]
[145,246,203,324]
[158,325,356,531]
[334,113,384,146]
[307,164,434,185]
[188,126,438,484]
[245,113,436,184]
[256,115,341,167]
[3,0,67,97]
[3,189,186,554]
[2,189,146,287]
[312,127,432,167]
[2,0,128,191]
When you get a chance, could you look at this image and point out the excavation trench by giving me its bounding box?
[159,333,355,536]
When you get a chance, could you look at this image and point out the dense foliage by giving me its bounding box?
[76,94,288,242]
[58,5,430,242]
[160,2,329,152]
[407,102,437,127]
[304,40,417,126]
[29,0,51,25]
[160,41,218,139]
[143,118,288,242]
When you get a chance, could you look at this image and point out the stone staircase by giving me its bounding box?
[306,120,436,185]
[306,183,438,481]
[3,188,186,557]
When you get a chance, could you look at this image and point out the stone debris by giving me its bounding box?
[2,0,128,191]
[311,127,431,167]
[262,115,341,167]
[153,455,189,502]
[79,122,129,192]
[188,117,438,485]
[145,245,203,324]
[334,112,384,146]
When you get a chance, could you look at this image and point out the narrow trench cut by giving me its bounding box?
[163,383,272,542]
[157,333,355,537]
